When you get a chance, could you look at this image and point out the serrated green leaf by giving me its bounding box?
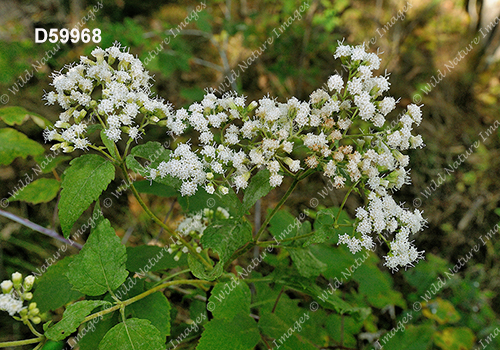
[67,218,128,296]
[127,292,171,339]
[34,153,71,173]
[240,169,272,214]
[78,312,120,350]
[196,313,260,350]
[188,254,223,281]
[45,300,111,341]
[201,218,252,265]
[126,246,187,272]
[208,277,251,320]
[285,246,327,278]
[0,128,44,165]
[8,178,60,204]
[133,180,178,198]
[99,318,164,350]
[32,256,84,313]
[59,154,115,237]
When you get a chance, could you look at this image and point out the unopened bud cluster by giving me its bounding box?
[1,273,41,324]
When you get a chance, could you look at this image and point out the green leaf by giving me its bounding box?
[353,260,406,309]
[434,327,475,350]
[34,153,71,173]
[188,254,223,281]
[240,169,272,214]
[8,178,60,204]
[59,154,115,237]
[126,246,187,272]
[201,218,252,265]
[45,300,111,341]
[208,277,251,320]
[258,312,317,350]
[380,324,434,350]
[99,318,164,350]
[0,106,29,125]
[285,246,327,278]
[133,180,177,198]
[41,341,65,350]
[268,210,304,244]
[196,313,260,350]
[0,106,50,126]
[79,312,120,350]
[127,245,188,273]
[67,218,128,296]
[32,256,84,313]
[127,292,171,339]
[100,130,118,159]
[0,128,44,165]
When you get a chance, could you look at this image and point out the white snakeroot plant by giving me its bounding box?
[42,41,426,273]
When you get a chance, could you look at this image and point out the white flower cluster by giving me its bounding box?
[43,43,172,152]
[168,207,230,260]
[148,43,423,199]
[339,192,426,271]
[1,273,40,323]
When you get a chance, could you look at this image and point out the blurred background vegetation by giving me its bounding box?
[1,0,499,349]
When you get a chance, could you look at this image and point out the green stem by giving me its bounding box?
[120,163,213,270]
[83,279,212,324]
[334,180,359,226]
[0,337,43,348]
[254,175,301,242]
[26,320,43,338]
[153,268,191,287]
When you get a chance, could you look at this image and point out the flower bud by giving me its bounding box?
[1,280,13,294]
[248,101,258,111]
[31,316,42,324]
[28,308,40,317]
[28,302,37,310]
[23,292,33,301]
[19,309,28,317]
[206,172,214,180]
[12,272,22,289]
[23,276,35,292]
